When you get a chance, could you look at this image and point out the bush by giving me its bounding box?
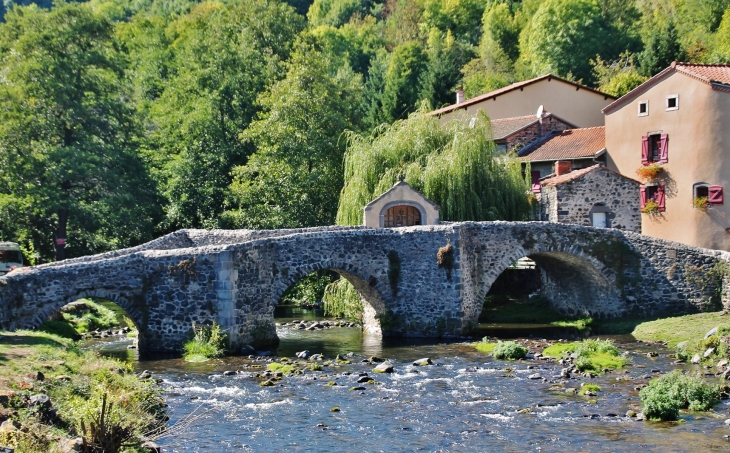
[640,371,721,421]
[543,339,627,373]
[492,341,528,360]
[183,322,227,362]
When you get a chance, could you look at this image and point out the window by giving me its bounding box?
[695,184,724,206]
[640,185,665,212]
[383,205,421,227]
[641,133,668,164]
[666,94,679,111]
[638,100,648,116]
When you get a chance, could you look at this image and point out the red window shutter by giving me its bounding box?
[659,133,669,163]
[656,185,665,211]
[531,171,541,193]
[641,136,649,164]
[709,185,724,205]
[640,186,647,208]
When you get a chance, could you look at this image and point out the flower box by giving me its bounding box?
[636,163,663,181]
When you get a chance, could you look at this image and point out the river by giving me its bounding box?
[86,312,730,452]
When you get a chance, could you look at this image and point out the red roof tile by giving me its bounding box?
[540,164,640,186]
[429,74,615,116]
[519,127,605,162]
[674,63,730,85]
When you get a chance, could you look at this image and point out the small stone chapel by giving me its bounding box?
[362,177,440,228]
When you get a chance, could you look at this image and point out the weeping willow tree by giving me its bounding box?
[322,278,363,323]
[330,106,534,324]
[336,107,533,225]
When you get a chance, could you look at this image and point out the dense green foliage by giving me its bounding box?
[492,340,528,359]
[2,0,730,264]
[640,371,721,420]
[322,277,364,322]
[183,322,227,362]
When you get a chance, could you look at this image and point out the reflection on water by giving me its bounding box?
[476,323,591,340]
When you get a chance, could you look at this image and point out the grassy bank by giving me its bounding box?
[0,330,164,452]
[629,311,730,347]
[38,298,136,340]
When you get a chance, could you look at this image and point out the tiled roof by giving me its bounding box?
[675,63,730,85]
[428,74,616,116]
[491,115,538,139]
[363,180,439,210]
[490,113,577,140]
[518,127,605,162]
[540,164,640,186]
[603,62,730,114]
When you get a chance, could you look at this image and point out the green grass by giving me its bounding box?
[37,298,134,340]
[580,384,601,395]
[183,322,227,362]
[474,342,497,353]
[543,339,628,373]
[630,312,730,347]
[0,330,164,451]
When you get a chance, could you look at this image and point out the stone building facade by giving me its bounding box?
[493,112,575,151]
[363,179,440,228]
[539,164,641,232]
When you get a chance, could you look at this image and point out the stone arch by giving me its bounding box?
[32,288,147,351]
[473,241,624,323]
[270,261,388,336]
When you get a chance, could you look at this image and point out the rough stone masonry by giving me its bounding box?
[1,222,728,353]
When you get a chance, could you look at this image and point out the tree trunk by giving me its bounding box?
[55,208,68,262]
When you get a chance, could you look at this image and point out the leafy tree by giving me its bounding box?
[307,0,376,26]
[710,8,730,62]
[362,48,391,130]
[518,0,613,83]
[381,0,424,46]
[592,52,647,96]
[140,0,304,230]
[638,19,685,76]
[221,42,364,229]
[419,28,475,108]
[336,109,533,225]
[0,3,159,261]
[380,42,429,123]
[421,0,488,45]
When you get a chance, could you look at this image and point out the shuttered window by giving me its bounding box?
[641,134,668,164]
[709,186,724,205]
[641,185,665,211]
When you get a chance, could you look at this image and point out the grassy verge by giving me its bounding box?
[629,312,730,347]
[0,330,164,452]
[480,296,592,329]
[543,339,628,373]
[37,298,137,340]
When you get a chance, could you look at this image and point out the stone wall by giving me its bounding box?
[1,222,728,354]
[540,168,641,232]
[504,115,573,150]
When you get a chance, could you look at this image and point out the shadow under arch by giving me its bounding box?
[271,264,389,338]
[475,245,625,323]
[33,288,147,352]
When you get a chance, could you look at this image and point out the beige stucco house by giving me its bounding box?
[363,178,439,228]
[604,62,730,251]
[429,74,616,127]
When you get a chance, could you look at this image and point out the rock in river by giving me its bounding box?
[374,362,394,373]
[413,358,432,366]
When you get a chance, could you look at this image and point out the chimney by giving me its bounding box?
[456,90,465,104]
[555,160,572,176]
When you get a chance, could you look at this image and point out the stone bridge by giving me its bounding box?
[1,222,729,353]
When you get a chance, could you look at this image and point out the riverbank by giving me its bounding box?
[0,330,164,452]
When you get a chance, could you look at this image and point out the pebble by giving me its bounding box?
[527,373,542,380]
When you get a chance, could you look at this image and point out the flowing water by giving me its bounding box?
[87,314,730,452]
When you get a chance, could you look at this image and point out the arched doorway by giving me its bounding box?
[383,205,422,227]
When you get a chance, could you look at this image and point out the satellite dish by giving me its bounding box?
[536,105,544,118]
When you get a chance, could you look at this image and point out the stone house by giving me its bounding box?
[518,126,607,191]
[491,110,576,152]
[603,62,730,250]
[363,178,440,228]
[539,164,641,232]
[429,74,616,127]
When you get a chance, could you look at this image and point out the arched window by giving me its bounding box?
[383,205,421,227]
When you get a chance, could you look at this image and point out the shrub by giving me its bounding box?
[640,371,721,421]
[183,322,227,362]
[492,341,528,360]
[543,339,627,372]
